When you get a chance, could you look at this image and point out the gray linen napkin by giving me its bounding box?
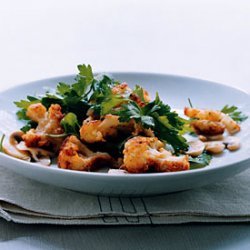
[0,165,250,225]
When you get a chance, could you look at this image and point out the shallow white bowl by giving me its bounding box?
[0,73,249,196]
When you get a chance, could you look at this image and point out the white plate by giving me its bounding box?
[0,73,250,196]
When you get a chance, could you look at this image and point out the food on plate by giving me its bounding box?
[22,103,65,151]
[58,135,114,171]
[184,107,241,134]
[122,136,190,173]
[0,64,248,173]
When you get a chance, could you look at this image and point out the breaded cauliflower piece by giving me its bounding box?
[122,136,190,173]
[26,103,47,122]
[58,135,113,171]
[184,107,240,134]
[191,120,225,136]
[22,103,64,151]
[112,82,151,107]
[184,107,222,121]
[80,114,120,143]
[112,82,132,96]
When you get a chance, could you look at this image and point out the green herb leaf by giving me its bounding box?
[14,99,40,109]
[189,152,212,169]
[221,105,248,122]
[117,93,188,152]
[88,75,121,117]
[60,112,80,137]
[56,82,71,96]
[14,97,41,130]
[16,109,29,120]
[179,117,194,135]
[118,102,142,122]
[141,116,155,128]
[133,85,145,102]
[77,64,94,84]
[101,94,125,115]
[20,121,38,133]
[152,114,188,152]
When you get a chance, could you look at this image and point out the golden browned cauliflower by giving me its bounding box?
[58,135,113,171]
[80,113,155,144]
[22,103,64,151]
[112,82,132,96]
[80,114,120,143]
[191,120,225,136]
[184,107,240,135]
[112,82,151,107]
[122,136,190,173]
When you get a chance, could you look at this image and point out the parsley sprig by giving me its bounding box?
[14,64,188,152]
[221,105,248,122]
[14,64,95,133]
[115,93,188,152]
[189,152,212,169]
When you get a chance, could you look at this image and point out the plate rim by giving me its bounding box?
[1,71,249,96]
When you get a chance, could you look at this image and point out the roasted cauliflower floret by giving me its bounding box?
[112,82,132,96]
[129,89,151,107]
[26,103,47,122]
[191,120,225,136]
[58,135,113,171]
[184,107,240,135]
[80,114,120,143]
[122,136,190,173]
[112,82,150,107]
[184,107,222,121]
[22,103,64,151]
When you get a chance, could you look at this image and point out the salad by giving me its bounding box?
[0,64,247,173]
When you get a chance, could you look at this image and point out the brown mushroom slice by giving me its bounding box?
[223,136,241,151]
[186,140,205,157]
[16,141,53,166]
[2,131,31,161]
[220,113,240,134]
[206,135,224,141]
[205,141,225,154]
[198,134,224,142]
[3,139,31,161]
[108,169,128,175]
[35,157,51,166]
[198,135,207,142]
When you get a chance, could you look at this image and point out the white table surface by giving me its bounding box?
[0,1,250,249]
[0,0,250,93]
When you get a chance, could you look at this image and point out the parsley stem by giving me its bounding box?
[188,98,193,108]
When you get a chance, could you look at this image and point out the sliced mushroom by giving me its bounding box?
[36,157,51,166]
[206,135,224,141]
[108,169,128,175]
[16,141,53,166]
[223,136,241,151]
[198,134,224,142]
[186,140,205,157]
[3,132,31,161]
[198,135,207,142]
[205,141,225,154]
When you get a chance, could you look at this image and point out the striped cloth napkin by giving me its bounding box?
[0,166,250,225]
